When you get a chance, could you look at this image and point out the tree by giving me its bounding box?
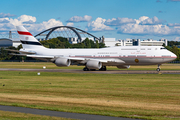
[83,38,91,48]
[171,46,180,61]
[96,40,99,48]
[99,43,106,48]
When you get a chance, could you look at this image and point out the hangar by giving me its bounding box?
[0,38,21,48]
[0,38,13,48]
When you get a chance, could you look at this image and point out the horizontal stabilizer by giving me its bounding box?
[9,53,28,56]
[5,49,36,54]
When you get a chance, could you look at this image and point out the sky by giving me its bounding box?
[0,0,180,41]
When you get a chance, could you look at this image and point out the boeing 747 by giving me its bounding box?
[10,26,177,71]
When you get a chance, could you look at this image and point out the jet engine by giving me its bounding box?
[86,60,102,69]
[54,58,71,67]
[117,65,130,69]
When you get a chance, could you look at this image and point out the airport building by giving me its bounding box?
[105,38,168,47]
[66,36,168,47]
[0,31,21,48]
[0,38,21,48]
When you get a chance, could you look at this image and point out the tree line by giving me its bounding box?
[40,37,105,48]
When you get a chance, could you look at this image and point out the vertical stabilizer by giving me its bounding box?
[16,26,45,49]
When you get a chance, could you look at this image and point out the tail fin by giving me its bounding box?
[16,26,45,49]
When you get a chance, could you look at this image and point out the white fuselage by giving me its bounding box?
[21,45,177,66]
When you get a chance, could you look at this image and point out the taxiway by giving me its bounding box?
[0,68,180,74]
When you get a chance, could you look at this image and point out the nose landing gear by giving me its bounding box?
[83,67,89,71]
[156,64,161,72]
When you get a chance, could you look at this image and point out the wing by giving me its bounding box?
[68,57,125,65]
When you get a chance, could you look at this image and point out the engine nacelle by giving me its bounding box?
[117,65,130,69]
[86,60,102,69]
[54,58,71,67]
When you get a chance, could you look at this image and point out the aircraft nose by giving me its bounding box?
[171,53,177,60]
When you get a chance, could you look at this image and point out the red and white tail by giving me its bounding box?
[16,26,45,49]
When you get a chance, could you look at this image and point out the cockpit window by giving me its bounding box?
[160,48,166,50]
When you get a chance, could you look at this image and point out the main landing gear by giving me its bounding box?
[83,66,107,71]
[156,64,161,72]
[99,66,107,71]
[83,67,89,71]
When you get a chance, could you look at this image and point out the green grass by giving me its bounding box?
[0,69,180,120]
[0,110,77,120]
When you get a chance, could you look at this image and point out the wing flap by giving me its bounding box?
[68,57,125,64]
[106,59,125,64]
[27,55,54,59]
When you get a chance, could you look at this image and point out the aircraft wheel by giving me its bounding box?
[156,68,160,72]
[83,67,89,71]
[99,66,107,71]
[156,64,161,72]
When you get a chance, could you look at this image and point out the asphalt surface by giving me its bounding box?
[0,68,180,74]
[0,105,136,120]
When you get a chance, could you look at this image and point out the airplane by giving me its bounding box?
[9,25,177,71]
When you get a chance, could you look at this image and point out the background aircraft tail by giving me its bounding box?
[16,26,46,49]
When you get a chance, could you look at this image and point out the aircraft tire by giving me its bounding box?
[99,66,107,71]
[156,68,160,72]
[83,67,89,71]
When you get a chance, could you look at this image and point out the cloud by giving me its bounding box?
[117,24,176,35]
[138,16,165,25]
[115,16,180,36]
[105,17,136,26]
[0,14,64,34]
[4,15,37,27]
[0,13,16,18]
[167,23,180,27]
[104,16,165,26]
[23,20,35,24]
[27,19,63,34]
[0,18,10,23]
[117,24,180,36]
[174,37,180,41]
[86,17,114,32]
[18,15,36,23]
[66,22,74,26]
[1,14,180,38]
[67,15,92,22]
